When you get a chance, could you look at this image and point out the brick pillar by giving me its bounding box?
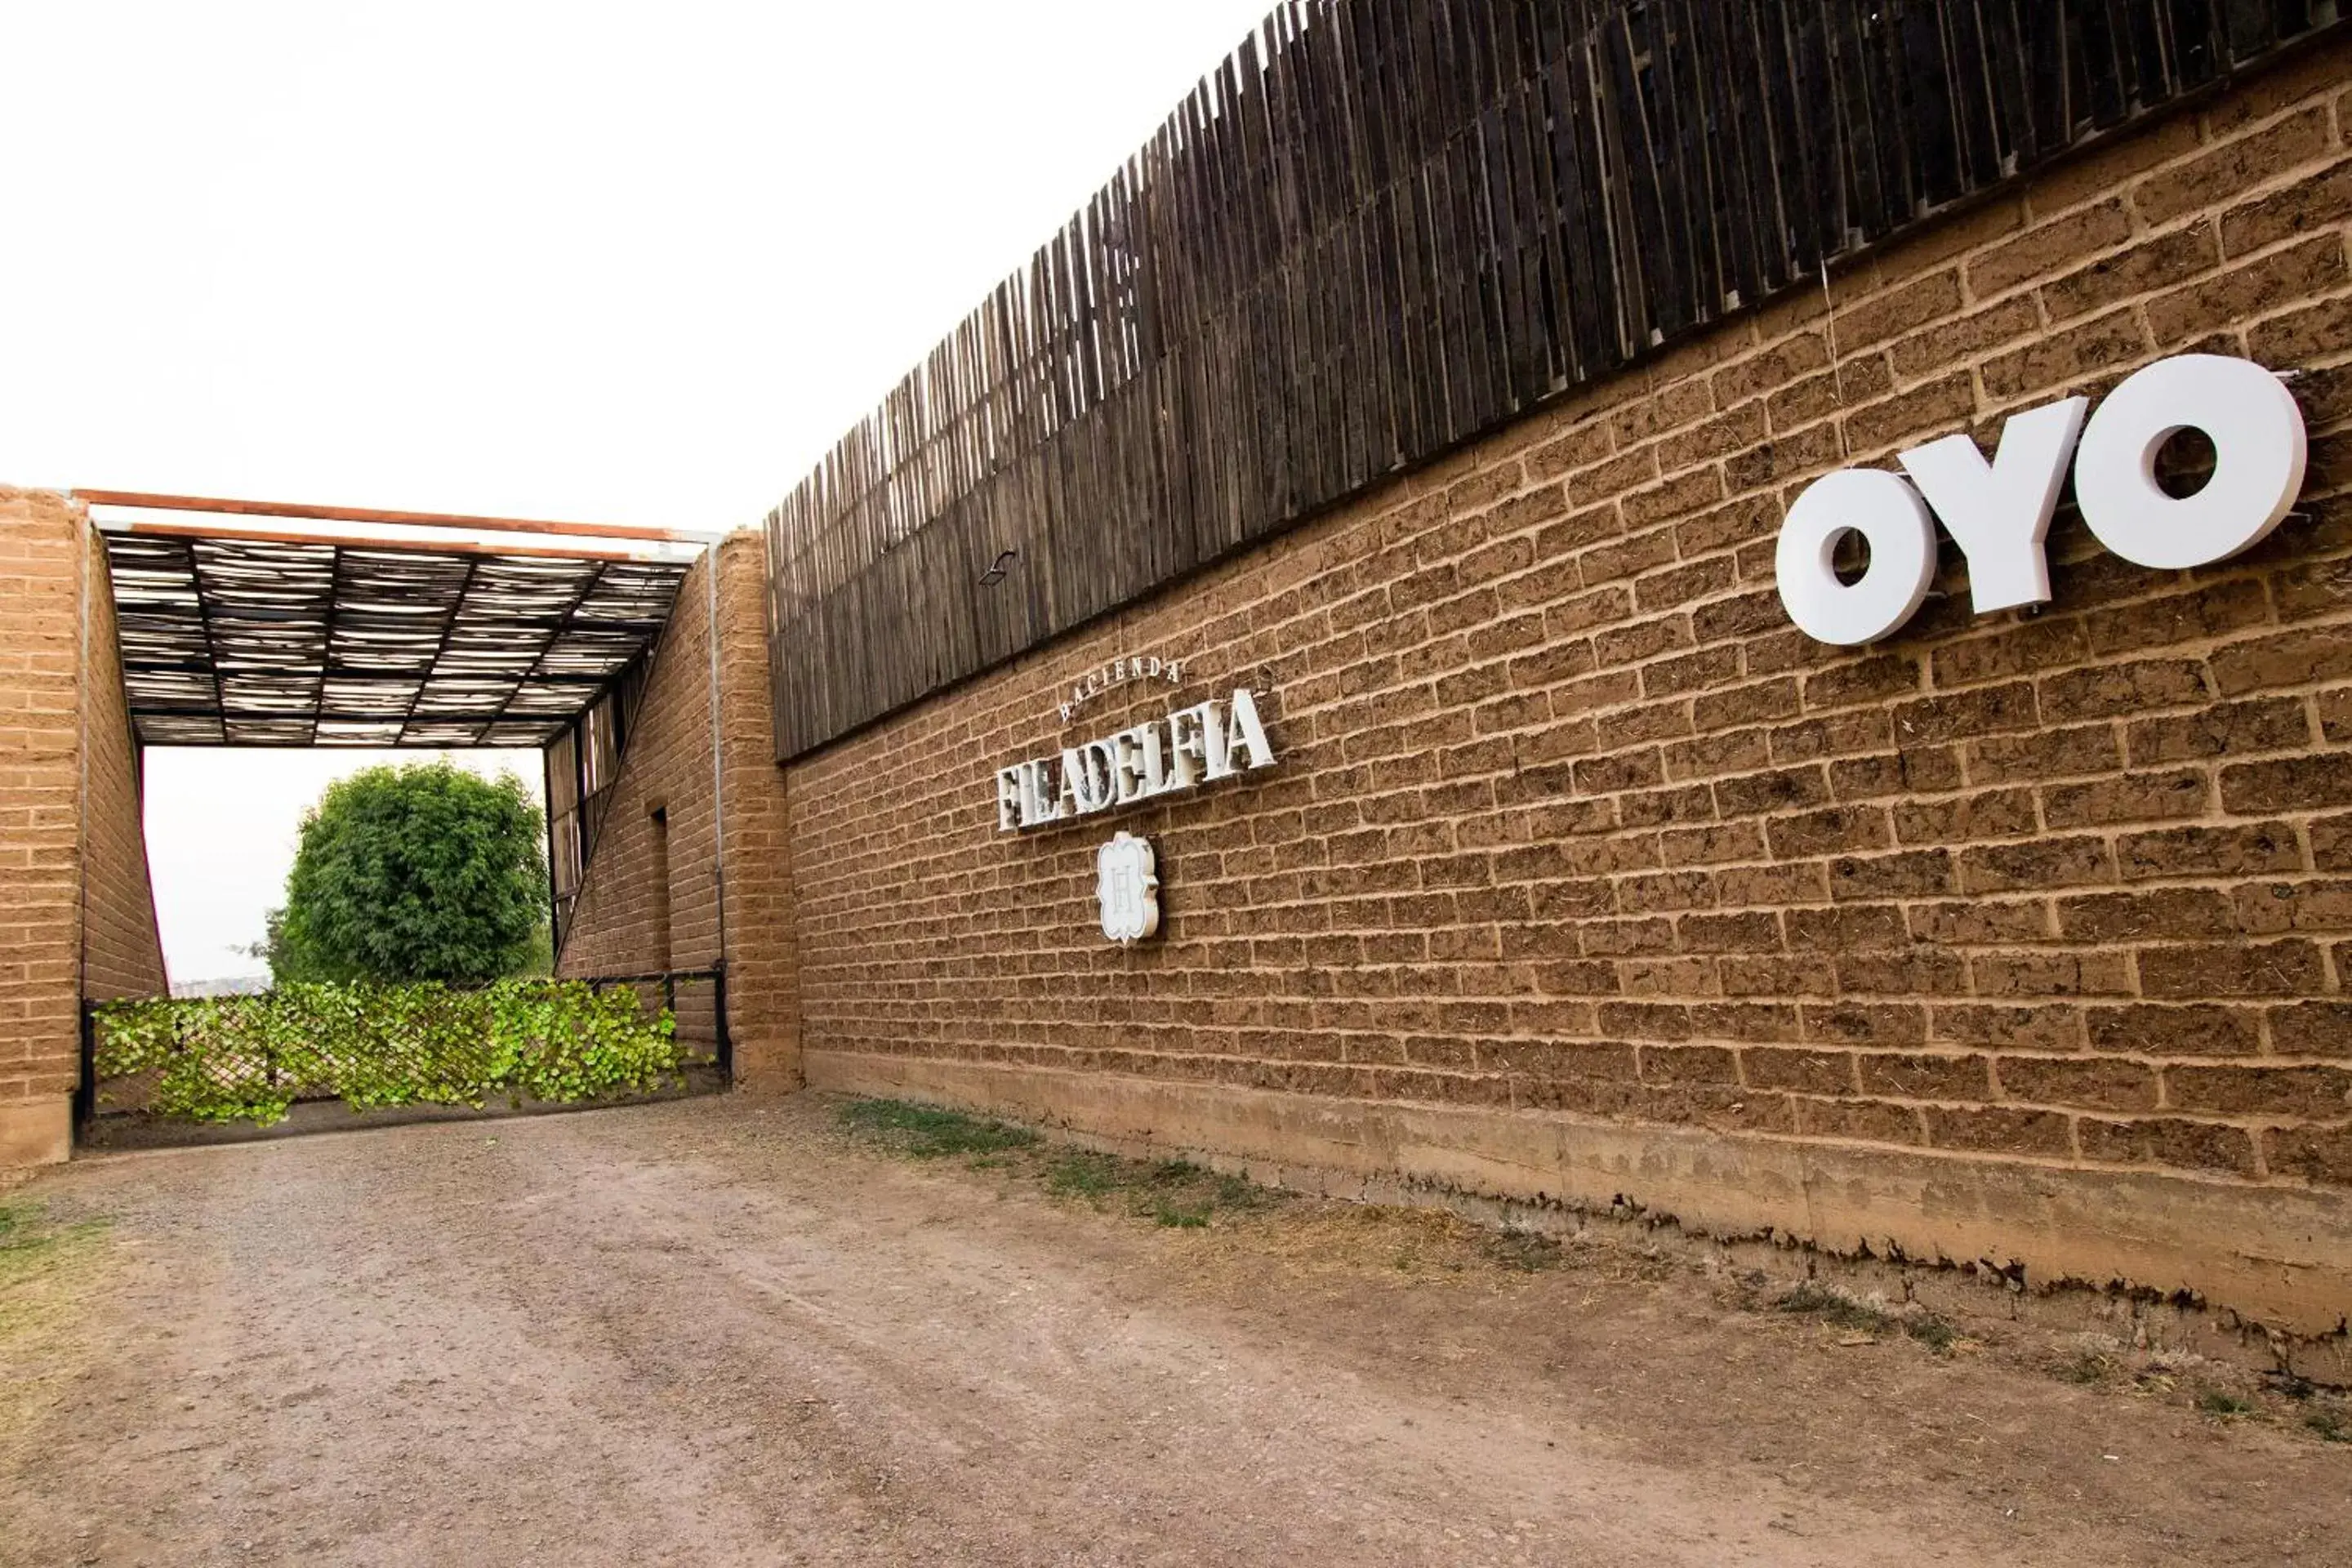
[714,532,799,1093]
[0,488,167,1168]
[0,490,92,1166]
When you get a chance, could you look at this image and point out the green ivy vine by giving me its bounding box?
[93,980,689,1125]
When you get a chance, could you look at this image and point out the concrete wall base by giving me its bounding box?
[806,1049,2352,1340]
[0,1097,73,1169]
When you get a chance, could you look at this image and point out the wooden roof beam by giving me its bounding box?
[92,518,682,564]
[74,488,723,546]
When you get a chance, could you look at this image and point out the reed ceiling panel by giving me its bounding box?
[102,534,689,748]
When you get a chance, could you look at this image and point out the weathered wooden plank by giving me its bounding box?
[761,0,2348,760]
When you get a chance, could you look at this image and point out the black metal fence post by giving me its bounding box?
[73,1002,97,1139]
[714,966,733,1086]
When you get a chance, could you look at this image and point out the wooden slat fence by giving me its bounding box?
[764,0,2345,761]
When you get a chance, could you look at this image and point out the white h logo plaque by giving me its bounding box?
[1096,831,1160,946]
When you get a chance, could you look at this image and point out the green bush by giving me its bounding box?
[94,980,687,1125]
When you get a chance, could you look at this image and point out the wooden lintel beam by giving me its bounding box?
[96,519,678,565]
[75,488,722,546]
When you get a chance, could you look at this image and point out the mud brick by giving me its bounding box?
[2127,697,2310,766]
[1740,1045,1860,1097]
[2167,1062,2352,1119]
[1893,683,2038,746]
[1996,1054,2160,1113]
[2134,107,2334,225]
[2139,941,2328,999]
[1713,766,1830,818]
[1794,1097,1928,1146]
[2221,755,2352,814]
[1784,903,1908,952]
[2042,769,2210,830]
[2042,222,2221,323]
[1722,424,1844,495]
[1803,655,1922,712]
[2269,1003,2352,1060]
[2039,660,2211,723]
[2078,1116,2260,1178]
[2250,293,2352,364]
[1980,308,2151,401]
[2266,1124,2352,1186]
[1889,296,2039,380]
[1830,746,1963,802]
[1932,1004,2085,1052]
[1966,199,2133,297]
[1802,1004,1927,1048]
[1837,949,1967,996]
[1829,850,1956,902]
[1959,835,2114,895]
[1931,618,2089,688]
[1771,709,1895,763]
[1714,332,1829,404]
[1691,679,1799,732]
[1909,899,2054,946]
[1970,951,2136,998]
[1923,1105,2074,1156]
[2057,888,2236,943]
[1526,420,1615,482]
[2210,626,2352,697]
[1676,911,1783,955]
[2118,822,2303,880]
[1842,372,1976,459]
[1860,1051,1993,1102]
[1832,269,1963,355]
[1891,790,2041,851]
[1767,806,1891,858]
[1688,1001,1801,1043]
[2232,879,2352,935]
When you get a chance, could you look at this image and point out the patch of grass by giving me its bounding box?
[2056,1349,2113,1385]
[1774,1281,1961,1352]
[834,1096,1288,1231]
[0,1199,109,1340]
[1045,1152,1124,1198]
[1776,1281,1897,1335]
[835,1098,1040,1160]
[1043,1147,1277,1227]
[0,1200,103,1281]
[2197,1389,2256,1418]
[1481,1229,1565,1272]
[1903,1313,1961,1354]
[2303,1408,2349,1443]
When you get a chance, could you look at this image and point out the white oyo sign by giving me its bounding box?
[1775,354,2307,645]
[996,687,1275,832]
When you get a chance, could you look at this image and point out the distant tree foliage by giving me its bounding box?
[264,763,550,985]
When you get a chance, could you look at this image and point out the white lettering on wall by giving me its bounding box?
[1775,353,2307,646]
[1057,654,1185,723]
[997,688,1275,832]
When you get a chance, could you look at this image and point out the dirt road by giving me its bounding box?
[2,1096,2343,1566]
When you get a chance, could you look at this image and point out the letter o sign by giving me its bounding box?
[1773,469,1939,647]
[2073,354,2308,571]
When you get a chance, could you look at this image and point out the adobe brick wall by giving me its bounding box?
[784,40,2352,1334]
[0,488,166,1167]
[0,489,89,1165]
[556,532,797,1089]
[79,528,167,1005]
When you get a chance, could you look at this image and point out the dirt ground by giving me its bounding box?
[2,1094,2345,1567]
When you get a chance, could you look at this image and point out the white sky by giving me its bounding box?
[1,1,1275,983]
[142,750,545,983]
